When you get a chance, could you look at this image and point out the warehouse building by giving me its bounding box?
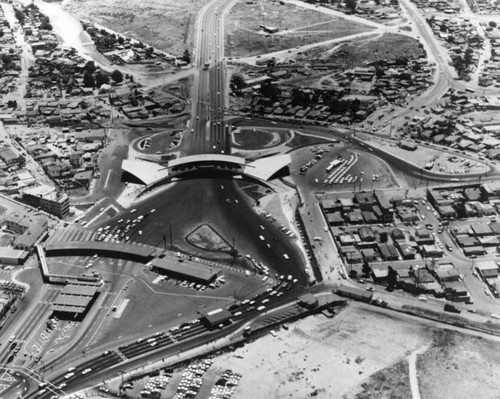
[199,308,232,328]
[51,282,100,320]
[150,258,220,285]
[0,247,29,265]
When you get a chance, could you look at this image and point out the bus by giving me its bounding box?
[326,159,342,172]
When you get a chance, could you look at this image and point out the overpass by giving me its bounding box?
[44,241,159,262]
[121,153,292,188]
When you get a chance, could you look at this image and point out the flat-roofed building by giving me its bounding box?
[199,308,232,328]
[0,247,29,265]
[4,212,48,251]
[21,185,70,218]
[476,260,499,278]
[150,257,220,285]
[51,282,100,320]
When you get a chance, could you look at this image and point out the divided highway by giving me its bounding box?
[187,0,233,155]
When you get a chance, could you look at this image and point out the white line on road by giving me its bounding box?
[104,169,114,189]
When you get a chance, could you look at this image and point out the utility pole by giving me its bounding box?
[232,237,236,264]
[169,223,173,249]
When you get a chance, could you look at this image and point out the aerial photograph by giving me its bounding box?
[0,0,500,398]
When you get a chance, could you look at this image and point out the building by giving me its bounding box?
[51,282,100,320]
[4,212,48,251]
[421,244,444,258]
[431,263,461,283]
[150,257,220,285]
[199,308,232,328]
[21,185,70,218]
[0,247,29,265]
[399,140,417,151]
[0,146,21,165]
[475,261,499,278]
[259,25,279,34]
[335,286,373,302]
[297,293,319,309]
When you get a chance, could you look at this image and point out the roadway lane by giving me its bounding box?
[185,0,233,155]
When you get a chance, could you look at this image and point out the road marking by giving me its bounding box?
[104,169,113,189]
[0,370,14,381]
[0,383,10,394]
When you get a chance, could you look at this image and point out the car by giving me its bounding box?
[81,368,92,375]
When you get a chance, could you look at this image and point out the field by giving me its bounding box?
[224,0,373,57]
[302,33,425,69]
[202,303,430,398]
[418,329,500,399]
[63,0,210,56]
[178,303,500,399]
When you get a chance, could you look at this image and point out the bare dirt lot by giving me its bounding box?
[64,0,210,56]
[195,303,500,399]
[204,303,431,399]
[418,328,500,399]
[302,32,425,69]
[224,0,373,57]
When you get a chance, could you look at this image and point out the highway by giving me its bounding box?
[187,0,233,155]
[14,0,500,397]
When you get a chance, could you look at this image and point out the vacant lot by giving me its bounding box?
[198,303,500,398]
[418,329,500,399]
[225,0,373,57]
[303,32,425,69]
[204,303,431,398]
[64,0,209,55]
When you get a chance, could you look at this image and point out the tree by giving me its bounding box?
[362,261,372,277]
[181,49,191,64]
[291,88,307,107]
[464,47,474,66]
[387,265,398,291]
[14,8,25,25]
[345,0,357,13]
[95,72,110,87]
[379,231,389,243]
[84,61,96,74]
[259,81,280,101]
[111,69,123,83]
[229,74,245,96]
[6,100,17,108]
[145,47,154,58]
[82,72,95,88]
[489,21,497,28]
